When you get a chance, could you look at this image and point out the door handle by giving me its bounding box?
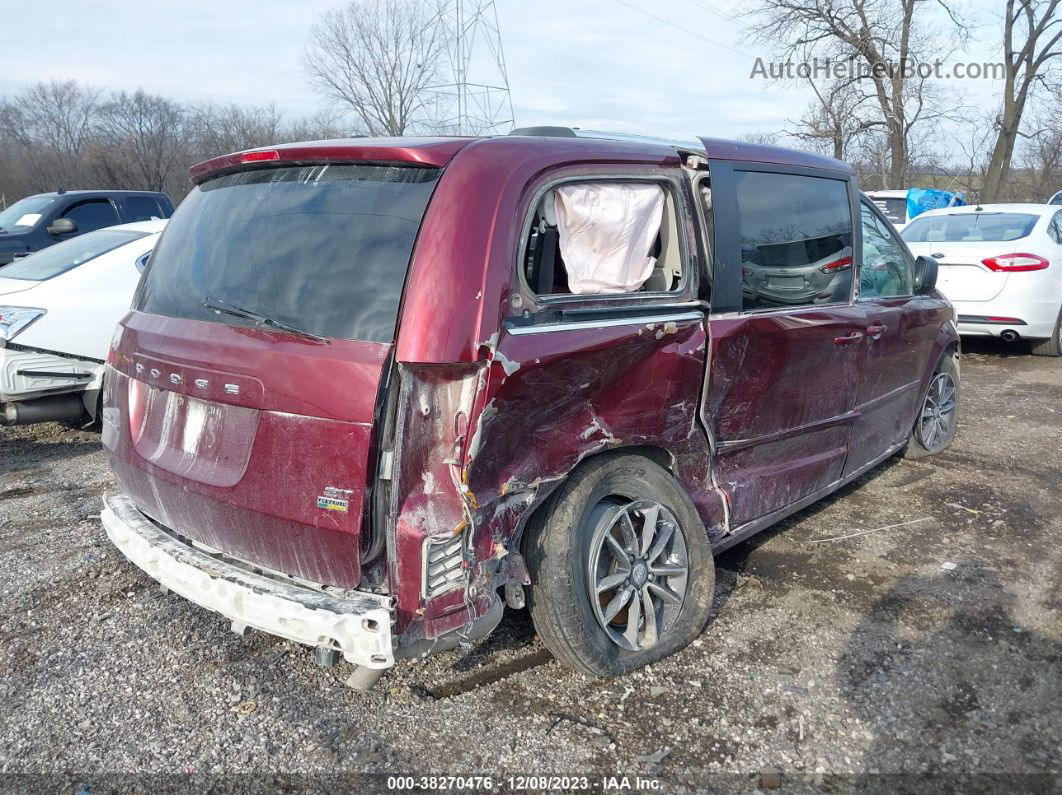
[866,324,888,340]
[834,331,864,345]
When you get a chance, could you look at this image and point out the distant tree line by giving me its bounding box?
[746,0,1062,202]
[0,80,351,204]
[0,0,462,207]
[2,0,1058,207]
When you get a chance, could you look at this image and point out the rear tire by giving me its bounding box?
[904,351,960,460]
[1030,307,1062,357]
[525,453,714,677]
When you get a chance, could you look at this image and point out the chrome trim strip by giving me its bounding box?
[504,311,703,336]
[712,440,905,554]
[717,409,860,454]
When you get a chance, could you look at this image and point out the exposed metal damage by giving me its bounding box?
[380,311,727,661]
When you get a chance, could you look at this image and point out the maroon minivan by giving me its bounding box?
[100,130,959,688]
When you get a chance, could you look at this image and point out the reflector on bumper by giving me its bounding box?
[101,494,394,668]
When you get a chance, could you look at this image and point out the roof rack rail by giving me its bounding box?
[508,126,578,137]
[508,126,703,151]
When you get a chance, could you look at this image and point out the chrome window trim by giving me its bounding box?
[504,311,703,336]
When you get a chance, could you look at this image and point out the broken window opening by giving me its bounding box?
[523,180,684,297]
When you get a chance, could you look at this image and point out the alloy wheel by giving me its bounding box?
[586,499,689,651]
[917,371,958,453]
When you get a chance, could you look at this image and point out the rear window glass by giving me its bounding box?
[0,228,145,281]
[136,164,441,343]
[902,213,1039,243]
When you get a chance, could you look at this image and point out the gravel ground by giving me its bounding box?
[0,340,1059,793]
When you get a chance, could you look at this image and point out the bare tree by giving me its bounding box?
[304,0,448,135]
[1014,95,1062,200]
[0,80,104,190]
[981,0,1062,201]
[747,0,968,187]
[188,102,285,158]
[92,90,191,193]
[943,113,997,201]
[282,110,352,143]
[787,76,883,160]
[0,78,364,203]
[737,130,781,145]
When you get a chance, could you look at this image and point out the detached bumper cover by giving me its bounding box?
[101,494,395,668]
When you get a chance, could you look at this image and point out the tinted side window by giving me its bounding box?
[734,171,853,311]
[124,196,166,221]
[137,164,440,343]
[859,203,913,299]
[63,199,120,233]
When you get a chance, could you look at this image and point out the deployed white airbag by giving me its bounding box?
[553,183,665,294]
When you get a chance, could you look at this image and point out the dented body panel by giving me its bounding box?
[101,133,958,671]
[104,312,388,587]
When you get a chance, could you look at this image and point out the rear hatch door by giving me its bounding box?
[106,161,442,587]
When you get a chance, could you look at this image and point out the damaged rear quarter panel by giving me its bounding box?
[462,316,723,585]
[387,139,725,640]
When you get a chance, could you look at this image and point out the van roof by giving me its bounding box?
[189,131,853,183]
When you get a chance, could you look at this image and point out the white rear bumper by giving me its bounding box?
[0,346,101,402]
[102,494,395,669]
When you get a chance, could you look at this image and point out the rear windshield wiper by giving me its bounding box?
[202,297,330,344]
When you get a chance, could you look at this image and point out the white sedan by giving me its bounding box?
[902,204,1062,356]
[0,219,165,425]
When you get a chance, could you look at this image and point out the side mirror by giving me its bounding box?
[47,217,77,237]
[914,254,939,294]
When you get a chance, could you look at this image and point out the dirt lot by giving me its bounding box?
[0,340,1059,793]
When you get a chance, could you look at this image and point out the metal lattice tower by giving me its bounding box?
[432,0,515,135]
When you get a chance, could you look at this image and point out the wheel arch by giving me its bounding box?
[513,444,684,558]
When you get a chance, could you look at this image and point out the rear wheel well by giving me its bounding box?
[514,445,676,557]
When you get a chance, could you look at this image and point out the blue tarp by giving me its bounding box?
[907,188,965,221]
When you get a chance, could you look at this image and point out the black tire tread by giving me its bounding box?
[525,453,715,677]
[903,350,960,460]
[1030,308,1062,357]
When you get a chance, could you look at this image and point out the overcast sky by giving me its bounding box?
[0,0,1011,155]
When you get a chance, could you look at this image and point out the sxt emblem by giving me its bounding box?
[317,486,353,513]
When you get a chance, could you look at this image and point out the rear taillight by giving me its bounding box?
[820,255,853,273]
[240,150,280,163]
[982,253,1049,272]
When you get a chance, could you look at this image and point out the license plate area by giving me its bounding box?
[768,275,805,290]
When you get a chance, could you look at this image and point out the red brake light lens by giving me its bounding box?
[240,150,280,164]
[981,253,1049,272]
[820,255,853,273]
